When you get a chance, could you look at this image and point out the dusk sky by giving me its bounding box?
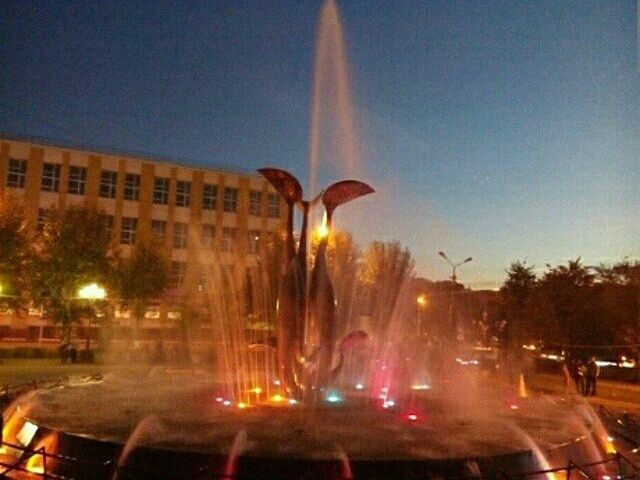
[1,0,638,288]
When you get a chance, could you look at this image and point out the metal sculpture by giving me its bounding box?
[258,168,374,399]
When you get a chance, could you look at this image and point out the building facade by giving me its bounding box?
[0,136,285,341]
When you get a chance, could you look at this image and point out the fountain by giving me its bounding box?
[0,1,625,479]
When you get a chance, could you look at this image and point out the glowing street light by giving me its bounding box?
[77,283,106,300]
[416,294,427,336]
[77,283,106,353]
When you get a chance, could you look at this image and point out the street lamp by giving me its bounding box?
[416,294,427,336]
[438,252,472,342]
[77,283,106,354]
[437,252,472,285]
[77,283,106,300]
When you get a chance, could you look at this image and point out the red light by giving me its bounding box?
[408,414,418,421]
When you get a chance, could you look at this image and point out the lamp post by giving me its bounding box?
[416,294,427,336]
[438,252,472,342]
[77,283,106,353]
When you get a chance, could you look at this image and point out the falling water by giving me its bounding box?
[111,414,164,480]
[224,430,248,479]
[505,422,556,480]
[334,442,353,480]
[309,0,360,198]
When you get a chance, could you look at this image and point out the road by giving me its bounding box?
[529,370,640,415]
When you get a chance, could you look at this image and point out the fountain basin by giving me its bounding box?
[1,370,613,479]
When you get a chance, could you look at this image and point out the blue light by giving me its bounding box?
[325,391,343,403]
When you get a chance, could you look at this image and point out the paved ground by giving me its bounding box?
[529,370,640,415]
[0,359,106,389]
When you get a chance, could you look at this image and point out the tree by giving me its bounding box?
[113,238,169,348]
[500,261,537,351]
[0,198,32,315]
[539,258,596,350]
[31,206,114,342]
[359,241,414,344]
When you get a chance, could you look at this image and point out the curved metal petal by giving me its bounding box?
[322,180,374,212]
[257,168,303,204]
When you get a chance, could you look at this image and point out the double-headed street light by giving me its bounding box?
[437,252,472,285]
[438,252,472,342]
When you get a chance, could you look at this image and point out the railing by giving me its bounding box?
[0,442,637,480]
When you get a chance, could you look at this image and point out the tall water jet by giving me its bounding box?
[309,0,360,198]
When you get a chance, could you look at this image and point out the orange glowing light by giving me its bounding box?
[26,433,57,474]
[270,394,285,403]
[237,402,247,409]
[249,387,263,395]
[605,436,616,454]
[314,212,329,239]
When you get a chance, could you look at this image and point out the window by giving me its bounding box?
[41,163,61,192]
[124,173,140,201]
[248,230,260,254]
[151,219,167,238]
[99,170,118,198]
[104,215,115,235]
[201,224,216,248]
[37,209,47,232]
[176,181,191,207]
[170,261,187,287]
[267,193,280,218]
[221,227,236,252]
[153,177,169,205]
[203,184,217,210]
[173,222,189,249]
[223,187,238,213]
[68,166,87,195]
[7,158,27,188]
[249,190,262,216]
[120,217,137,244]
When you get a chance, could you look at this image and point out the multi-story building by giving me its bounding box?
[0,135,285,341]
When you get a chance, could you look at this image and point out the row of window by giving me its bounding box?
[35,208,262,254]
[7,159,280,217]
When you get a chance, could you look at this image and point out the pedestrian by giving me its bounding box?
[68,343,78,364]
[59,340,69,363]
[569,359,584,395]
[584,357,599,396]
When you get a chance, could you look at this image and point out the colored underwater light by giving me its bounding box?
[355,383,364,390]
[288,399,298,405]
[325,392,343,403]
[223,400,231,406]
[411,384,430,391]
[249,387,263,395]
[270,394,285,403]
[237,402,247,409]
[215,397,224,403]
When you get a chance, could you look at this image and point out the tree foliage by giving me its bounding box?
[112,238,169,338]
[31,206,114,339]
[500,257,639,353]
[359,241,414,339]
[500,260,536,350]
[0,199,32,314]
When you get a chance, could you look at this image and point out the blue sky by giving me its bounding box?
[1,0,638,288]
